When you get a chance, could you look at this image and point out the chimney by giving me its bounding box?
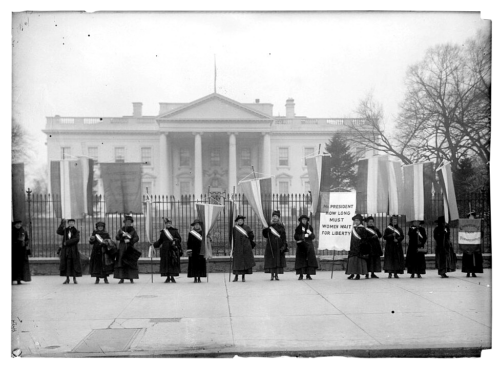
[285,98,295,118]
[255,99,260,103]
[132,102,143,117]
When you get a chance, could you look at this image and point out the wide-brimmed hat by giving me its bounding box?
[13,220,22,225]
[95,221,105,228]
[364,216,374,222]
[123,215,134,223]
[68,219,76,223]
[434,216,446,224]
[298,214,310,222]
[191,218,202,226]
[352,213,364,221]
[272,210,281,218]
[163,217,172,224]
[234,215,246,222]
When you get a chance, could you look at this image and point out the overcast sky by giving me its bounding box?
[12,11,490,169]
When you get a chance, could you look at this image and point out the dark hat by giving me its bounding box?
[434,216,446,224]
[390,215,398,219]
[13,219,22,225]
[364,216,375,222]
[163,217,172,224]
[68,219,76,223]
[272,210,281,218]
[298,214,310,222]
[234,215,246,222]
[467,211,477,218]
[192,218,202,226]
[95,221,105,228]
[123,215,134,223]
[352,214,364,221]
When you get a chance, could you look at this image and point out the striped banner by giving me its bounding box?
[306,154,332,215]
[402,162,434,221]
[238,177,272,227]
[50,158,94,219]
[356,155,389,214]
[144,194,153,252]
[196,203,225,259]
[12,163,25,222]
[387,160,404,215]
[437,162,459,222]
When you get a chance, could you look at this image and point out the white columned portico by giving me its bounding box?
[262,132,271,176]
[228,132,237,192]
[159,132,170,196]
[194,132,203,197]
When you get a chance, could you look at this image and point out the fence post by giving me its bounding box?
[26,188,33,256]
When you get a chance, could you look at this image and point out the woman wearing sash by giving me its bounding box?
[461,211,483,277]
[232,215,256,282]
[89,221,114,284]
[294,214,318,280]
[153,217,183,283]
[57,219,82,284]
[406,220,427,278]
[346,214,370,280]
[364,216,383,279]
[187,218,206,283]
[262,210,288,281]
[114,215,140,284]
[383,215,405,278]
[12,220,31,285]
[434,216,457,278]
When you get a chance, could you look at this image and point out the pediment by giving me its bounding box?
[157,93,273,120]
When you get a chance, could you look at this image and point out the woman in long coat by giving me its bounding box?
[294,214,318,280]
[114,215,140,283]
[12,220,31,284]
[57,219,82,284]
[232,215,256,282]
[187,218,206,283]
[346,214,370,280]
[406,220,427,278]
[153,217,183,283]
[383,215,405,278]
[461,211,483,277]
[364,216,383,279]
[263,210,288,281]
[434,216,457,278]
[89,221,114,284]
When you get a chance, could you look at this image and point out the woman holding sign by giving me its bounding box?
[383,215,405,278]
[294,215,318,280]
[153,217,183,283]
[89,221,114,284]
[461,211,483,277]
[232,215,256,282]
[263,210,288,281]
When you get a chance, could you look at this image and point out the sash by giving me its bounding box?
[352,227,361,240]
[68,231,72,239]
[417,230,424,240]
[189,230,203,241]
[234,225,248,237]
[163,228,174,241]
[269,226,281,238]
[302,226,312,235]
[365,227,377,236]
[387,225,400,236]
[95,234,104,243]
[122,231,132,239]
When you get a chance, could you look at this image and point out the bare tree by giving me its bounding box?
[12,120,29,163]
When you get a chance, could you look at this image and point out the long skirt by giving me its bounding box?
[406,251,426,275]
[366,255,382,273]
[435,249,457,275]
[188,255,207,277]
[296,267,316,275]
[461,251,483,273]
[345,256,368,275]
[383,242,405,274]
[114,267,139,279]
[233,268,253,275]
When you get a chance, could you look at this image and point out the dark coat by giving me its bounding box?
[57,223,82,277]
[345,225,370,275]
[365,225,383,273]
[406,226,427,274]
[263,223,288,272]
[187,228,206,277]
[461,247,483,273]
[114,225,140,279]
[12,225,31,282]
[383,224,405,273]
[434,225,457,274]
[293,223,318,270]
[153,227,183,276]
[232,224,256,272]
[89,229,115,277]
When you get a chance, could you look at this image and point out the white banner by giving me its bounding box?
[318,192,357,251]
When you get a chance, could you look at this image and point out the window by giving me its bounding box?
[210,148,221,167]
[141,147,152,165]
[179,148,190,167]
[240,148,251,167]
[61,147,71,160]
[278,147,289,166]
[115,147,125,163]
[88,147,98,162]
[143,182,152,196]
[304,147,314,165]
[279,181,289,194]
[304,181,311,194]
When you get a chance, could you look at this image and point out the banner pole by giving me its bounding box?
[207,259,209,283]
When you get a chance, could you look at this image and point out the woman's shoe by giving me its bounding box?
[441,274,449,278]
[371,274,379,278]
[63,278,70,284]
[354,275,360,280]
[95,278,100,284]
[275,275,280,281]
[347,275,354,280]
[298,274,303,280]
[410,274,415,278]
[417,274,422,278]
[73,278,78,284]
[118,279,124,284]
[104,278,109,284]
[472,273,477,277]
[388,274,393,279]
[233,276,238,282]
[394,274,400,279]
[171,277,176,283]
[271,275,274,281]
[306,275,312,280]
[466,273,470,277]
[130,279,134,284]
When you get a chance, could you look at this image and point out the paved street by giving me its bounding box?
[11,270,492,357]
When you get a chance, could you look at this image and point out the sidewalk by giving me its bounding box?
[11,270,492,357]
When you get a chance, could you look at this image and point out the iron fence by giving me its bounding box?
[24,191,490,258]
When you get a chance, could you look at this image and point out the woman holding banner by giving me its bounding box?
[154,217,183,283]
[263,210,288,281]
[364,216,383,279]
[406,220,427,278]
[57,219,82,284]
[232,215,256,282]
[187,219,207,283]
[346,214,370,280]
[114,216,140,284]
[294,215,318,280]
[383,215,405,278]
[433,216,457,278]
[461,211,483,277]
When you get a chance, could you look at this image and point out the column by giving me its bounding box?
[159,132,169,196]
[228,133,237,193]
[262,132,271,176]
[194,132,203,197]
